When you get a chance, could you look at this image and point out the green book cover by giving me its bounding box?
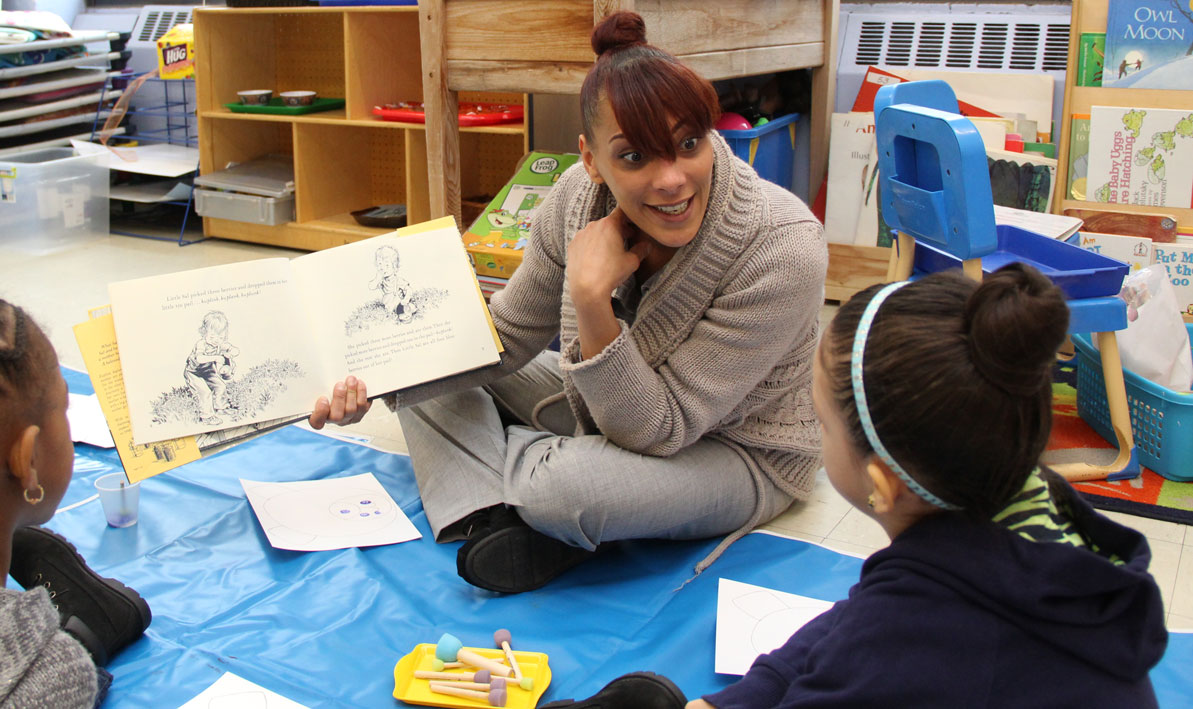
[1067,116,1091,201]
[1077,32,1105,87]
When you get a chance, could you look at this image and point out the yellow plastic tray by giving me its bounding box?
[393,643,551,708]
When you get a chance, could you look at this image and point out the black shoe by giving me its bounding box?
[540,672,687,708]
[456,506,595,593]
[9,526,152,665]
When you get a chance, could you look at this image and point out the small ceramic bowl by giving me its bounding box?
[280,91,317,107]
[237,89,272,105]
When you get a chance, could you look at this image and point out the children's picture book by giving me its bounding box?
[462,151,579,278]
[1103,0,1193,90]
[1153,241,1193,316]
[824,112,879,246]
[1078,231,1155,273]
[1087,105,1193,209]
[987,148,1056,213]
[74,308,295,482]
[109,218,502,444]
[1078,32,1106,87]
[1067,114,1091,201]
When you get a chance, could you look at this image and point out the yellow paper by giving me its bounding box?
[73,313,200,483]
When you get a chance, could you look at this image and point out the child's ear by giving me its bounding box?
[7,425,40,491]
[864,458,900,514]
[579,134,604,185]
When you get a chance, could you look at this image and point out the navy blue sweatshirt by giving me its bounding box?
[704,474,1168,708]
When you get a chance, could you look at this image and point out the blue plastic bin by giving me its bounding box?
[914,223,1130,299]
[1073,324,1193,481]
[717,112,799,191]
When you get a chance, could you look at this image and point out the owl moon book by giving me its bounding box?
[110,218,502,444]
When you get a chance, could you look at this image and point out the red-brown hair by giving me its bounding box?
[580,12,720,160]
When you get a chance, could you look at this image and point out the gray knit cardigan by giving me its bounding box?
[398,131,827,499]
[0,587,97,708]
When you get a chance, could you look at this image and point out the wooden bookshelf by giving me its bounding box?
[193,7,528,250]
[1053,0,1193,232]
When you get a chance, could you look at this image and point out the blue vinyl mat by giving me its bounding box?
[46,368,1193,707]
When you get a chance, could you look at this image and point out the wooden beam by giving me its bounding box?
[447,60,592,94]
[679,43,823,81]
[809,0,839,204]
[419,0,462,227]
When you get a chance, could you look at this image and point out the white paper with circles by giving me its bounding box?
[241,473,420,551]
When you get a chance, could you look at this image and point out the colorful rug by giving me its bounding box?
[1049,361,1193,525]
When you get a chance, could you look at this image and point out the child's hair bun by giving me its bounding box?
[591,11,647,57]
[963,263,1069,397]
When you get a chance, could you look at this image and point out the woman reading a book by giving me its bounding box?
[310,11,828,594]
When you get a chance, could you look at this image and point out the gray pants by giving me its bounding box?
[398,351,793,549]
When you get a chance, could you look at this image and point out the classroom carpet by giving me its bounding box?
[1049,360,1193,526]
[45,368,1193,707]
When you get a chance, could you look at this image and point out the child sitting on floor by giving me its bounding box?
[0,299,152,707]
[546,265,1168,708]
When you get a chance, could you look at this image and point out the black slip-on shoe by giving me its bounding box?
[9,526,152,665]
[456,506,594,594]
[540,672,687,708]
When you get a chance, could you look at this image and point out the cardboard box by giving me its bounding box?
[462,151,579,278]
[157,24,195,80]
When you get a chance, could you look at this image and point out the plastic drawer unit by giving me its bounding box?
[194,154,295,226]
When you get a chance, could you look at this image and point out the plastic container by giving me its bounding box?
[194,189,294,226]
[0,147,108,254]
[914,223,1130,299]
[716,112,799,191]
[194,155,294,198]
[1073,323,1193,481]
[372,101,523,126]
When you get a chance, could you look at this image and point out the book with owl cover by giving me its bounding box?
[1103,0,1193,90]
[109,217,502,445]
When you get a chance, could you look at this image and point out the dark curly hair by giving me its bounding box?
[822,264,1069,517]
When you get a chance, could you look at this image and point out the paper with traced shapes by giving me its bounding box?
[241,473,420,552]
[177,672,308,709]
[714,578,834,676]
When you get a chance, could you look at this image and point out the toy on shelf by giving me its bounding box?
[393,631,549,708]
[372,101,524,126]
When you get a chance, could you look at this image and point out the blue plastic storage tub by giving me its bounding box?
[717,112,799,191]
[913,223,1130,298]
[1073,324,1193,481]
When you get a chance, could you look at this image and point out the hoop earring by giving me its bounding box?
[24,483,45,505]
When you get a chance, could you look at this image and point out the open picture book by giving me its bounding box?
[109,217,502,445]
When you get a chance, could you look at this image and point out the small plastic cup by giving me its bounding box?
[95,473,140,528]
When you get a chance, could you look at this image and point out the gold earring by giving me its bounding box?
[866,494,876,509]
[24,483,45,505]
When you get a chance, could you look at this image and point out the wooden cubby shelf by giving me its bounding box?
[194,6,528,250]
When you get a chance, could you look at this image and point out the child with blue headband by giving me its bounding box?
[545,264,1168,708]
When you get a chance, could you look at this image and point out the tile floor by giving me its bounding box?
[3,216,1190,630]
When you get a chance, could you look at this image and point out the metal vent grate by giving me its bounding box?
[136,9,192,43]
[848,18,1070,72]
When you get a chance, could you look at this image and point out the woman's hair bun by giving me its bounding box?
[963,262,1069,397]
[592,11,647,57]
